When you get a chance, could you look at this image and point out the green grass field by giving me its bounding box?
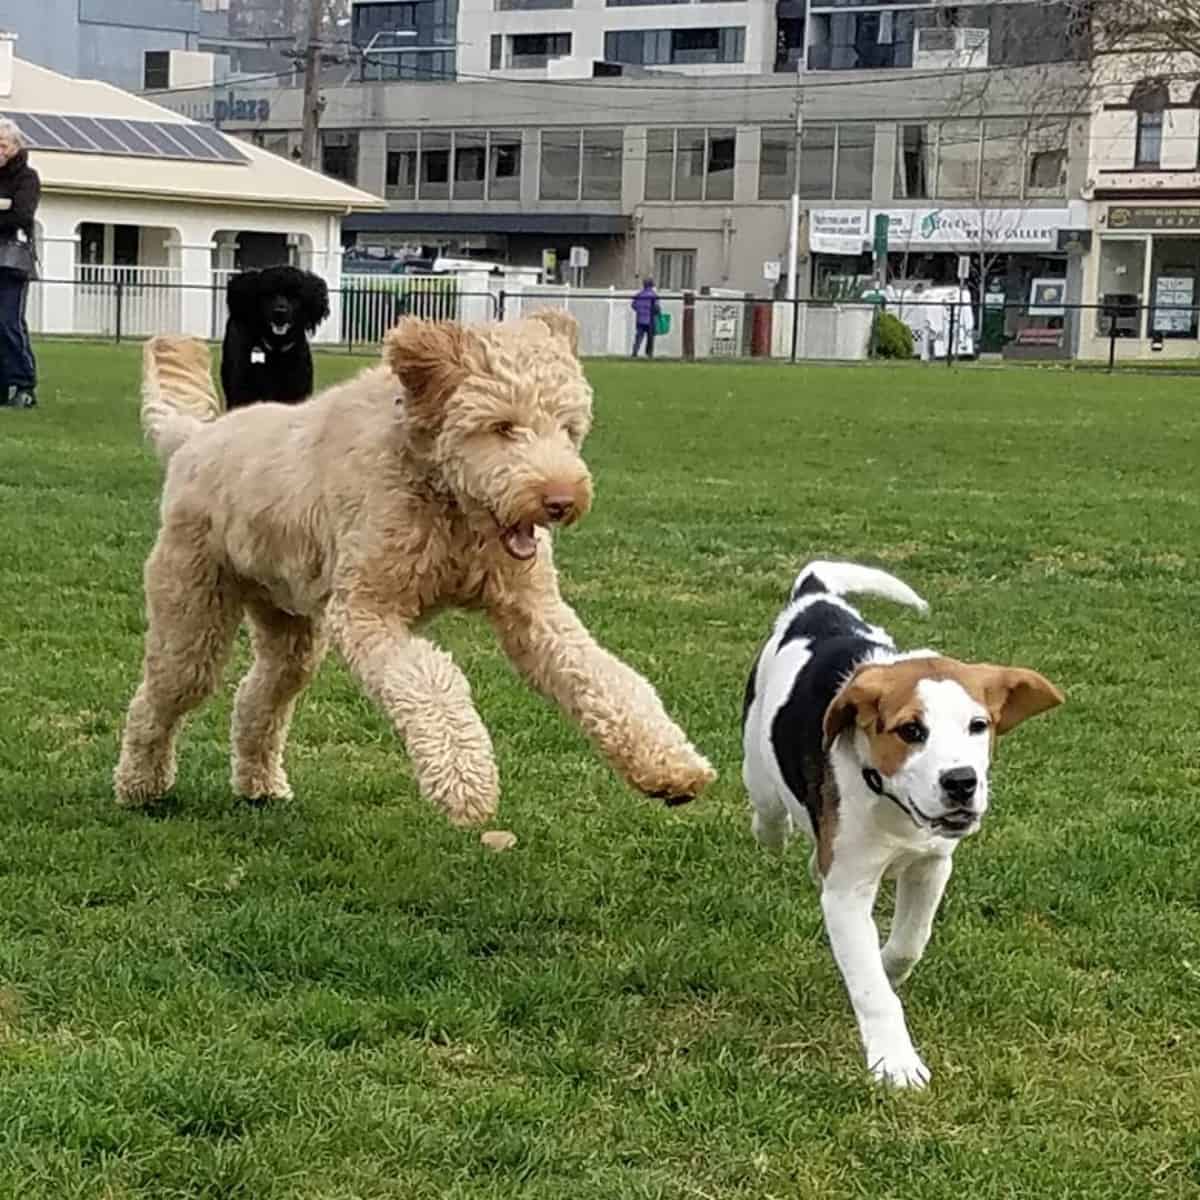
[1,342,1199,1198]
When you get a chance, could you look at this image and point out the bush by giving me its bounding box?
[874,310,915,359]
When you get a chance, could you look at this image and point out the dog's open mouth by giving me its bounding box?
[271,322,292,337]
[500,520,540,561]
[933,812,978,838]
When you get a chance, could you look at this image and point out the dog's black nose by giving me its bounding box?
[940,766,977,804]
[542,495,575,523]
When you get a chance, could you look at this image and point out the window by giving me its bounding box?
[508,32,572,68]
[453,130,487,200]
[758,125,795,200]
[540,129,623,200]
[895,124,929,199]
[980,118,1025,198]
[1028,148,1066,191]
[834,124,874,199]
[582,129,623,200]
[706,128,736,200]
[491,35,502,69]
[935,119,981,199]
[540,129,582,200]
[643,128,739,201]
[797,124,835,198]
[143,51,170,91]
[1132,80,1169,169]
[1096,238,1146,337]
[604,26,744,65]
[645,128,674,200]
[1136,110,1164,168]
[421,131,451,199]
[321,131,358,185]
[386,130,522,201]
[497,0,572,8]
[386,132,418,199]
[655,248,696,291]
[489,130,522,200]
[807,9,916,70]
[607,0,687,6]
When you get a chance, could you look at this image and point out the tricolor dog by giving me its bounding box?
[742,561,1063,1089]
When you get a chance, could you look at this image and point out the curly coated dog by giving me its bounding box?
[115,312,716,825]
[220,266,330,409]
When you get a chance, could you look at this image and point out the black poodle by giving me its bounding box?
[220,266,330,409]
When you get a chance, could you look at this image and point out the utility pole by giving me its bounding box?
[785,70,805,303]
[299,0,325,170]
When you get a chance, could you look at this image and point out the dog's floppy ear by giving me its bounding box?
[967,665,1064,735]
[385,318,477,427]
[297,272,330,333]
[226,271,260,321]
[527,308,580,357]
[823,665,888,750]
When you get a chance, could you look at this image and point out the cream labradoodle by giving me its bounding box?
[114,312,716,825]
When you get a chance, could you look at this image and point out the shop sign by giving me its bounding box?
[1108,206,1200,231]
[810,207,1075,254]
[809,209,868,255]
[873,208,1072,249]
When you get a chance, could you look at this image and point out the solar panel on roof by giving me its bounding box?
[62,116,128,155]
[0,112,250,165]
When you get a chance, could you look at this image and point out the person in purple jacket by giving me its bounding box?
[631,278,661,358]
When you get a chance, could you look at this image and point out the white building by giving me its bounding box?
[0,35,382,343]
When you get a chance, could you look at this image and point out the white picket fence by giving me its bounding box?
[72,265,183,338]
[341,272,483,346]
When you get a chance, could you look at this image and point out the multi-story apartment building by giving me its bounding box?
[0,0,284,92]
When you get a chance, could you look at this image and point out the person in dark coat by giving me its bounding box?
[0,118,39,409]
[631,277,661,358]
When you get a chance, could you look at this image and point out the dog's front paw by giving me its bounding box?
[641,749,717,808]
[868,1047,931,1090]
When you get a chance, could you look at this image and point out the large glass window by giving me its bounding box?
[645,127,674,200]
[643,128,740,201]
[604,26,744,65]
[1096,238,1146,337]
[797,123,835,199]
[582,129,623,199]
[758,125,795,200]
[453,129,487,200]
[509,32,572,68]
[420,131,451,200]
[834,124,874,199]
[489,130,522,200]
[321,132,358,185]
[540,129,582,200]
[385,132,418,199]
[895,124,930,199]
[385,130,521,201]
[979,118,1025,198]
[935,120,981,199]
[1150,237,1200,338]
[706,128,736,200]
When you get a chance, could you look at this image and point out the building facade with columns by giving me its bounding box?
[0,39,381,343]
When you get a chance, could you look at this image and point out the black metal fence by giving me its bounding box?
[25,275,1200,373]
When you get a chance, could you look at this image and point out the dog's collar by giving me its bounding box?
[862,767,920,827]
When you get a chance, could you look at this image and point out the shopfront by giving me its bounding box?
[808,206,1084,353]
[1082,205,1200,359]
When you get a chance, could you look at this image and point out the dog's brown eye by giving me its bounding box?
[492,421,516,439]
[896,721,928,745]
[969,718,989,735]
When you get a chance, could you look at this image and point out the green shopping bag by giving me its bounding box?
[654,311,671,336]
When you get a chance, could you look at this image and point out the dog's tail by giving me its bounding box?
[140,336,223,465]
[791,560,929,615]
